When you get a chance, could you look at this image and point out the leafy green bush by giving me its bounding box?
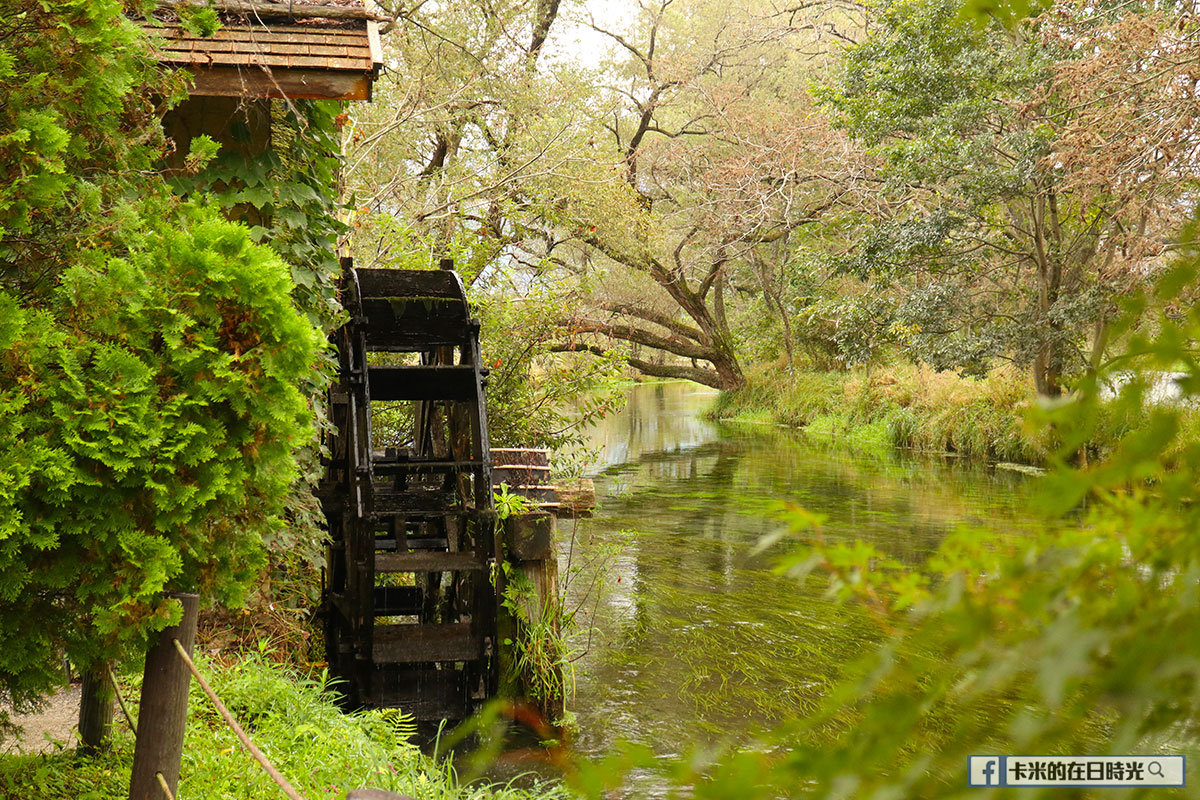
[171,98,352,611]
[170,98,348,334]
[0,202,322,717]
[0,1,179,289]
[0,0,330,718]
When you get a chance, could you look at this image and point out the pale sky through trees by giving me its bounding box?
[542,0,632,67]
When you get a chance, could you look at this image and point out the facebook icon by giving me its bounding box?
[969,756,1008,786]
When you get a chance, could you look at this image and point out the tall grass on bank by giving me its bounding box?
[709,364,1196,465]
[0,653,565,800]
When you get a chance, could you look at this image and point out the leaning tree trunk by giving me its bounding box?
[708,346,744,391]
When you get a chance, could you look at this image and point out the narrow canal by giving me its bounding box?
[552,380,1042,790]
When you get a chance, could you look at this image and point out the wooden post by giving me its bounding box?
[78,667,115,752]
[501,513,565,721]
[129,593,199,800]
[518,548,563,722]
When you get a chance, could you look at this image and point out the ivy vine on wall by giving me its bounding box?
[169,97,349,338]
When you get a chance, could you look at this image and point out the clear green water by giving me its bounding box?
[495,381,1041,792]
[564,383,1038,739]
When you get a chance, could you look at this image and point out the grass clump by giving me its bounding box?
[0,652,565,800]
[859,364,1046,462]
[711,362,1197,465]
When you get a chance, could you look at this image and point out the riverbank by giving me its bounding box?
[0,653,563,800]
[708,364,1198,466]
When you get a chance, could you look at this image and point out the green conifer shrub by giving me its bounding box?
[0,202,322,720]
[0,2,325,722]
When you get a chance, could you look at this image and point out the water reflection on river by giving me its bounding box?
[511,381,1039,793]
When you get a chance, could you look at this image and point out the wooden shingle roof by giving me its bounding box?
[143,3,383,101]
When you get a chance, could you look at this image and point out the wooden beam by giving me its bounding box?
[183,65,370,100]
[502,512,554,561]
[372,623,481,663]
[366,17,383,68]
[164,0,388,21]
[348,790,418,800]
[373,490,457,515]
[366,667,469,719]
[364,1,384,100]
[361,323,469,352]
[128,593,199,800]
[368,365,480,402]
[356,268,467,301]
[490,447,551,466]
[375,551,484,573]
[78,669,115,753]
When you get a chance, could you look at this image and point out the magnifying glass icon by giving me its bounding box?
[1149,761,1165,778]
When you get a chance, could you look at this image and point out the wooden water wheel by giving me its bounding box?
[318,258,498,720]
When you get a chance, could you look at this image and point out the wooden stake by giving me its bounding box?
[128,593,199,800]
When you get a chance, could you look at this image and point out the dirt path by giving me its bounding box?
[2,684,80,755]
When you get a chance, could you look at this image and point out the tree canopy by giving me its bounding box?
[345,1,1200,792]
[348,0,1200,398]
[816,0,1189,396]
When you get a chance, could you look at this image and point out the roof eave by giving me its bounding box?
[182,64,373,100]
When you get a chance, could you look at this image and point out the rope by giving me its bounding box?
[156,772,176,800]
[171,639,307,800]
[105,665,137,733]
